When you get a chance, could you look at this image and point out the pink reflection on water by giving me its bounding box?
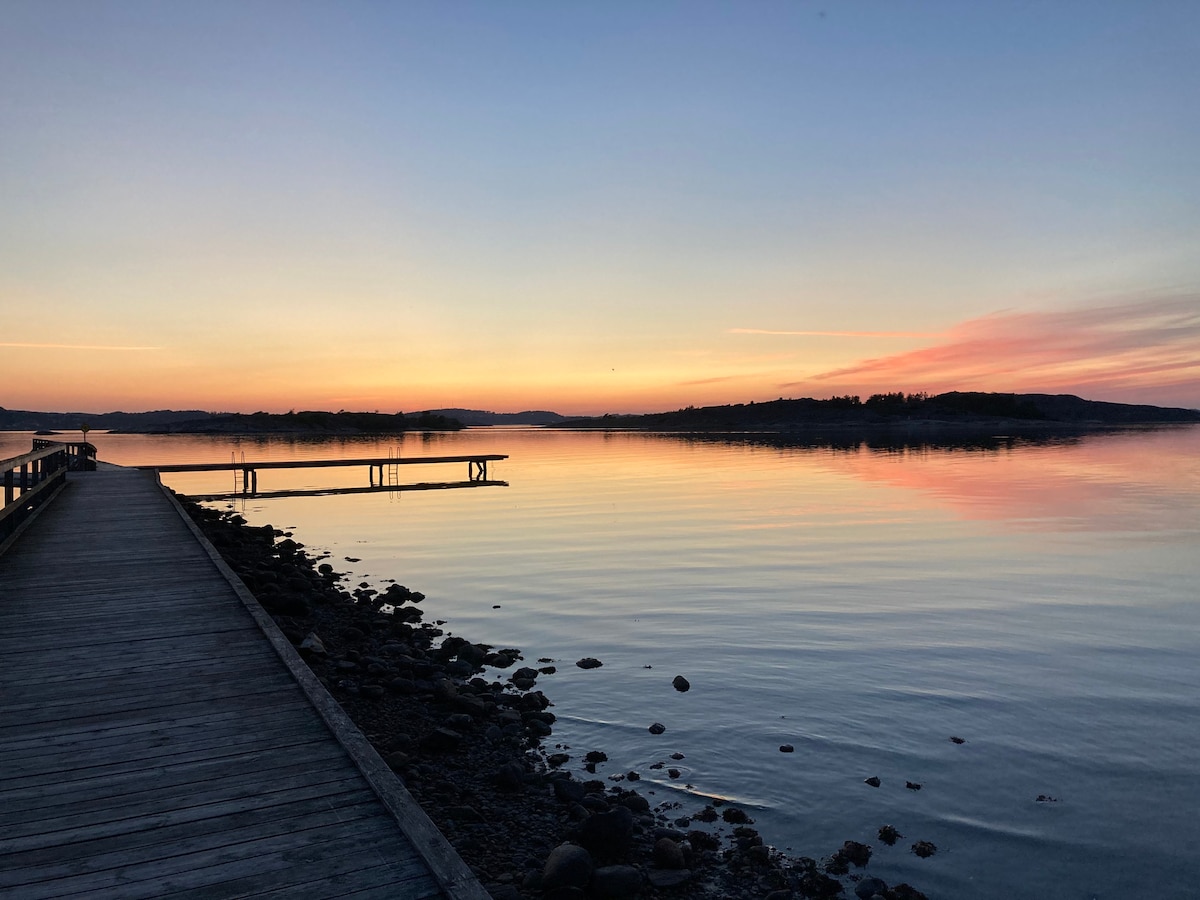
[822,427,1200,531]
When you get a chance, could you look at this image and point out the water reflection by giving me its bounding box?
[185,479,507,502]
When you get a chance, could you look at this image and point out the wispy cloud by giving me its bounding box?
[784,294,1200,407]
[730,328,945,338]
[0,342,163,351]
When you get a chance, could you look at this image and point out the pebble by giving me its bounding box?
[648,722,666,735]
[576,657,603,669]
[672,675,691,692]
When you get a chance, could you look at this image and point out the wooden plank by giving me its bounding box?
[2,773,371,849]
[5,819,433,900]
[0,735,344,814]
[2,795,383,874]
[0,799,390,887]
[0,697,315,758]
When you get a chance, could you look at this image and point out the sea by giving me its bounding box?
[4,425,1198,899]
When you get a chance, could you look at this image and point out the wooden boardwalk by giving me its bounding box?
[0,467,489,899]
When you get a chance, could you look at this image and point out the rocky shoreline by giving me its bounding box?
[181,496,929,900]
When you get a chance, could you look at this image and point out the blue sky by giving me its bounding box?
[2,1,1197,413]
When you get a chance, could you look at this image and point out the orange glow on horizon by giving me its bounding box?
[3,295,1198,415]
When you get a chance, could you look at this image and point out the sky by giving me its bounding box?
[2,1,1198,415]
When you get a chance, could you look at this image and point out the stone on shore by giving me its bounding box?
[541,843,594,890]
[578,805,635,858]
[653,836,686,869]
[592,864,643,898]
[856,876,890,899]
[576,657,603,669]
[672,674,691,692]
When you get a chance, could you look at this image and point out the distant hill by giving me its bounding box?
[427,409,567,426]
[0,408,214,432]
[0,408,464,434]
[553,392,1200,431]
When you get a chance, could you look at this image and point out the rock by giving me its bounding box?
[839,840,871,867]
[553,778,587,803]
[541,843,593,891]
[420,728,462,752]
[617,792,650,813]
[648,722,666,735]
[653,837,686,869]
[585,750,608,764]
[745,844,770,864]
[592,864,642,899]
[672,675,691,692]
[688,830,721,851]
[864,776,881,787]
[950,735,966,744]
[906,781,922,791]
[721,807,751,824]
[298,632,326,655]
[383,750,410,770]
[669,752,685,760]
[383,674,414,695]
[493,762,525,791]
[646,868,692,888]
[779,744,794,753]
[855,876,890,899]
[359,683,384,699]
[878,824,902,845]
[576,657,603,669]
[580,795,611,813]
[911,840,937,858]
[578,806,634,858]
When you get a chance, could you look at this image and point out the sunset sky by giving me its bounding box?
[2,1,1198,415]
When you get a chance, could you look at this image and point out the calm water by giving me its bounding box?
[5,426,1199,898]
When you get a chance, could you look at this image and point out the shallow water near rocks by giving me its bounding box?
[7,425,1198,899]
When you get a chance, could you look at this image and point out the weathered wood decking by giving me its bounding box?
[0,467,489,899]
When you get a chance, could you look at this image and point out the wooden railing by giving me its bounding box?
[1,444,72,544]
[31,438,98,472]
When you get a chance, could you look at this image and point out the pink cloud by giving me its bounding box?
[786,295,1200,408]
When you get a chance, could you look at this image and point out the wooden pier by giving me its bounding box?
[145,454,508,496]
[0,463,490,899]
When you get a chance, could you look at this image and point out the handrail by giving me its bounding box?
[31,438,98,471]
[0,442,74,545]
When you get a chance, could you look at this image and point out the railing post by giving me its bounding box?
[4,470,12,505]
